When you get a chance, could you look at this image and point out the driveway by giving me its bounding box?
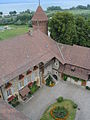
[16,80,90,120]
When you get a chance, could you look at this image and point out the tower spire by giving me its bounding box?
[39,0,40,6]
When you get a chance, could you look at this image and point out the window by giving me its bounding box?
[20,81,23,88]
[18,81,24,90]
[55,63,58,66]
[19,74,24,80]
[24,77,30,86]
[26,70,32,75]
[31,72,35,82]
[88,75,90,81]
[7,89,12,97]
[33,66,38,71]
[71,66,75,72]
[5,82,12,89]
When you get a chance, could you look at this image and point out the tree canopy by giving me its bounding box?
[49,12,90,47]
[47,6,62,11]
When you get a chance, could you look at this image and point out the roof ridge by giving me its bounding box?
[56,42,66,63]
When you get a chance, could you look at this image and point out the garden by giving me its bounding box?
[46,75,55,87]
[40,97,77,120]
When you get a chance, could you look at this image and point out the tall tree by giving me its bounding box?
[49,12,77,45]
[49,12,90,47]
[75,16,90,47]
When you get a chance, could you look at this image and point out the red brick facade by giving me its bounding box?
[32,6,48,35]
[32,21,48,35]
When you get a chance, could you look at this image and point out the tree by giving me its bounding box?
[9,11,17,16]
[75,16,90,47]
[47,6,62,11]
[49,12,90,47]
[49,12,77,45]
[16,13,32,24]
[0,12,3,15]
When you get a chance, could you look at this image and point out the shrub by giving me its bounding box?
[86,86,90,90]
[46,75,54,86]
[57,97,63,103]
[73,103,78,109]
[63,74,68,81]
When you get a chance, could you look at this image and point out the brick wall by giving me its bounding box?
[32,21,48,35]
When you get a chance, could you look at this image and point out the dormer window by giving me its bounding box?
[71,66,75,72]
[19,74,24,80]
[5,82,12,89]
[33,66,38,71]
[26,70,32,75]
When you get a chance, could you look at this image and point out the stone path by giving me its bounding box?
[16,80,90,120]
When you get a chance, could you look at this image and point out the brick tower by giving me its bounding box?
[32,5,48,35]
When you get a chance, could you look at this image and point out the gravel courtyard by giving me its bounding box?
[16,80,90,120]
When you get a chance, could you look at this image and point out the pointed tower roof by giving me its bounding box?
[32,6,48,21]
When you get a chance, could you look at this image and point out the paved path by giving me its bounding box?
[16,80,90,120]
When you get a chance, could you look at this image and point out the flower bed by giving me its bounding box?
[50,106,68,120]
[40,98,77,120]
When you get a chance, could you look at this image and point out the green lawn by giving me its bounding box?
[40,99,77,120]
[0,25,29,41]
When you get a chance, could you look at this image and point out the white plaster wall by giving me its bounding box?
[86,81,90,87]
[44,64,52,77]
[52,69,59,79]
[52,59,59,70]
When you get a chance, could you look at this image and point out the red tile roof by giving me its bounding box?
[32,6,48,21]
[0,30,64,86]
[58,43,90,70]
[0,28,90,86]
[0,100,30,120]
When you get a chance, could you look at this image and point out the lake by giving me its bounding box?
[0,0,89,14]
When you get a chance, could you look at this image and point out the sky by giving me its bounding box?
[0,0,90,5]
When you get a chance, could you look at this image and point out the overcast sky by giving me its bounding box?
[0,0,90,5]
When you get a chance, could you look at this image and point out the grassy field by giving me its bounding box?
[40,99,77,120]
[0,25,29,41]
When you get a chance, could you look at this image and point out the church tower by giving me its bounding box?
[32,4,48,35]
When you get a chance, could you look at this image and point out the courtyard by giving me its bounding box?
[16,80,90,120]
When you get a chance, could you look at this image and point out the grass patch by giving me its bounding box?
[40,99,77,120]
[0,25,29,41]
